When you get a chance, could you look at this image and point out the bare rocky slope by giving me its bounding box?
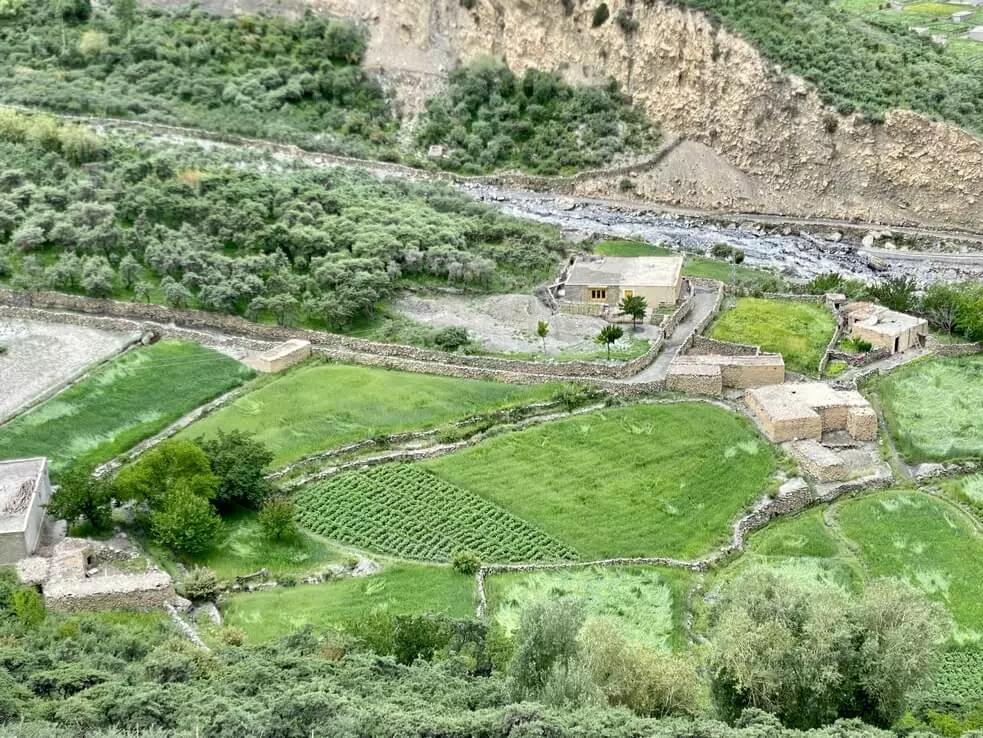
[146,0,983,232]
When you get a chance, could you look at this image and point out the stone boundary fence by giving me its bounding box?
[933,341,983,357]
[688,335,762,357]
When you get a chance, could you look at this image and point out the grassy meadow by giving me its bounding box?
[0,342,253,471]
[180,362,561,466]
[485,566,693,651]
[872,355,983,462]
[710,297,835,375]
[425,403,778,559]
[221,564,474,643]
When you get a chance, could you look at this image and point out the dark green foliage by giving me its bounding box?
[197,430,273,511]
[619,294,647,329]
[180,567,220,603]
[596,324,624,359]
[416,58,659,175]
[45,466,113,532]
[151,486,222,556]
[433,326,471,352]
[919,281,983,341]
[10,589,45,628]
[0,4,396,156]
[451,549,481,576]
[675,0,983,136]
[0,118,567,327]
[802,272,867,298]
[507,597,587,701]
[866,276,917,313]
[593,3,611,26]
[258,498,298,542]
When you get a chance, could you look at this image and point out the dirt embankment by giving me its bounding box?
[140,0,983,232]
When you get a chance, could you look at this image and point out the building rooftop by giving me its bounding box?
[565,255,684,288]
[747,383,869,422]
[678,353,785,368]
[0,458,46,535]
[843,302,926,337]
[257,338,311,363]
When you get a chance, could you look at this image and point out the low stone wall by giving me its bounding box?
[0,290,665,381]
[761,293,825,304]
[818,325,843,377]
[787,440,850,483]
[665,362,723,395]
[688,335,761,357]
[934,342,983,358]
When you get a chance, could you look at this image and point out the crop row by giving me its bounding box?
[294,464,578,563]
[921,649,983,706]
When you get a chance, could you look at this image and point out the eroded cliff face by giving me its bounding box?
[158,0,983,230]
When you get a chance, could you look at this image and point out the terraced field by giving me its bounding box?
[425,403,778,559]
[871,355,983,462]
[0,342,253,471]
[295,465,577,563]
[181,363,561,466]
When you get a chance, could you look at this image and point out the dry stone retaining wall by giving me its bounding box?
[689,335,761,357]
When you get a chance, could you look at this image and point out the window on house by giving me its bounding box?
[590,288,607,301]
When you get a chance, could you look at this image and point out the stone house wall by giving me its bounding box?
[787,440,850,482]
[846,407,879,441]
[688,335,761,357]
[665,363,723,395]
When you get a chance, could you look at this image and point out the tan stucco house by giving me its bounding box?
[841,302,928,354]
[559,255,684,310]
[0,457,52,565]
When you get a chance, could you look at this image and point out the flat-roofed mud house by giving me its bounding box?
[558,255,684,314]
[841,302,928,354]
[746,383,878,443]
[0,457,52,564]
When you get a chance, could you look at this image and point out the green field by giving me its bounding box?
[221,564,474,643]
[710,297,835,376]
[872,355,983,463]
[425,403,778,559]
[296,465,577,563]
[180,363,561,467]
[0,342,253,471]
[485,566,693,651]
[192,510,345,581]
[592,239,786,291]
[835,491,983,642]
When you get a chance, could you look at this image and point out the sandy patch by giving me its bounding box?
[0,319,136,421]
[395,293,657,355]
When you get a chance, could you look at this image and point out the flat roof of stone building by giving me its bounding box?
[566,255,684,288]
[679,353,785,367]
[844,302,927,337]
[747,383,870,421]
[258,338,311,362]
[667,361,721,377]
[0,458,46,534]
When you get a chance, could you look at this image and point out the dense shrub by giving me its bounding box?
[181,567,220,602]
[258,498,298,542]
[416,58,659,175]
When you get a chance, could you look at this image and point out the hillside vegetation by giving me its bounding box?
[678,0,983,133]
[0,112,567,329]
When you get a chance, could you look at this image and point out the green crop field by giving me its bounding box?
[710,297,835,376]
[295,465,578,562]
[871,355,983,463]
[835,491,983,641]
[0,342,253,471]
[485,566,693,651]
[180,363,560,467]
[425,403,777,559]
[745,508,842,560]
[221,564,474,643]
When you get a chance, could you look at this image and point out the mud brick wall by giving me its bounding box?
[788,440,850,483]
[689,335,761,357]
[665,364,723,395]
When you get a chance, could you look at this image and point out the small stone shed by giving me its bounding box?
[18,538,174,612]
[953,10,973,21]
[247,339,312,373]
[841,302,927,354]
[666,354,785,395]
[0,458,52,564]
[746,383,878,443]
[558,255,684,310]
[970,25,983,41]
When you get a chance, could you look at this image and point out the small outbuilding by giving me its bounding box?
[952,10,972,22]
[247,339,312,373]
[0,458,52,565]
[559,255,684,310]
[746,383,878,444]
[970,25,983,41]
[841,302,927,354]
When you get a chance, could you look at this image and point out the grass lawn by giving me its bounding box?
[192,509,346,581]
[871,355,983,463]
[485,565,693,651]
[709,297,835,376]
[0,342,253,471]
[746,507,842,559]
[180,362,561,467]
[425,403,778,559]
[221,564,474,643]
[835,491,983,643]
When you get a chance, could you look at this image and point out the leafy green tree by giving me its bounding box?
[536,320,550,355]
[150,483,221,556]
[118,253,141,289]
[133,280,154,303]
[866,276,917,314]
[80,255,115,297]
[45,467,113,532]
[112,0,136,34]
[196,430,273,510]
[258,498,297,541]
[451,549,481,576]
[596,324,624,359]
[115,439,217,510]
[619,294,647,330]
[181,567,220,602]
[507,597,586,701]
